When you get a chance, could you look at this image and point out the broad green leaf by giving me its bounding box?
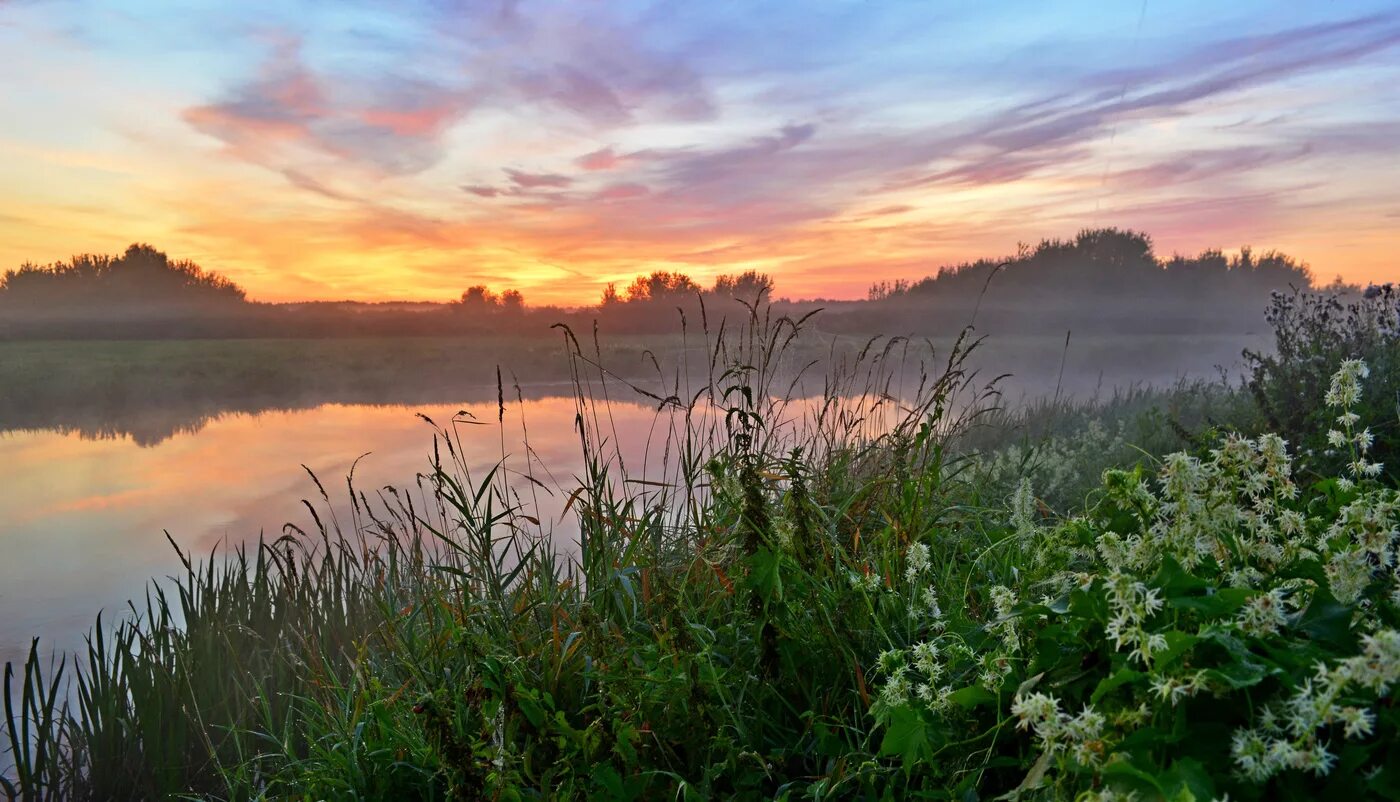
[1161,757,1214,802]
[949,685,999,709]
[1091,667,1146,703]
[879,705,932,769]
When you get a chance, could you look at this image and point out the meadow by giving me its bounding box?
[3,287,1398,800]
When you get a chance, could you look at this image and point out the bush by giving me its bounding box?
[1246,285,1400,479]
[874,359,1400,799]
[5,306,1398,800]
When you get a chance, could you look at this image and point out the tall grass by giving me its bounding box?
[9,292,1394,800]
[3,300,1001,799]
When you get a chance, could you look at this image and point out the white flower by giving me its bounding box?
[921,585,946,627]
[1010,691,1060,733]
[1325,359,1368,410]
[906,542,931,577]
[879,665,911,707]
[1325,547,1372,605]
[1011,477,1037,535]
[1338,706,1375,739]
[1237,588,1290,637]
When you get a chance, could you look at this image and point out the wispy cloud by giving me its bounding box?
[504,169,573,189]
[1,1,1398,303]
[184,36,473,177]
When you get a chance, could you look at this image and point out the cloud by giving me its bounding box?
[30,3,1392,303]
[509,37,715,126]
[505,169,573,189]
[184,36,472,177]
[593,182,649,201]
[908,13,1400,189]
[1106,145,1314,191]
[575,146,620,170]
[279,168,357,202]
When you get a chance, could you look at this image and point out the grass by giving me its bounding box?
[4,300,1394,800]
[0,330,1265,447]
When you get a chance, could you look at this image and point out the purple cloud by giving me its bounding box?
[505,169,573,189]
[184,37,473,177]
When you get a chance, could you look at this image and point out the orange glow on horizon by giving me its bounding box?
[2,3,1397,305]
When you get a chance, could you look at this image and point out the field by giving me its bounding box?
[3,293,1398,800]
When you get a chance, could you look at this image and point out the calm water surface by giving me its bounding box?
[0,395,668,670]
[0,333,1268,670]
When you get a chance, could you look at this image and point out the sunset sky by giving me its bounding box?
[1,1,1398,305]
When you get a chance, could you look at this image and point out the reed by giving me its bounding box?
[5,295,1396,800]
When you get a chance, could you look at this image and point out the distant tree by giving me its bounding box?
[500,289,525,312]
[713,270,775,300]
[867,279,910,301]
[0,243,246,312]
[459,285,500,308]
[624,271,700,302]
[601,282,621,306]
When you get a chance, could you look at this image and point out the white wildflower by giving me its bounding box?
[1237,588,1290,637]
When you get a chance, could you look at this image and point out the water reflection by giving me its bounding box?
[0,331,1270,671]
[0,380,583,447]
[0,395,629,670]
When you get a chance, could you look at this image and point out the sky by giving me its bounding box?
[1,1,1398,305]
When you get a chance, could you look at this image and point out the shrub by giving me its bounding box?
[1246,285,1400,479]
[874,360,1400,799]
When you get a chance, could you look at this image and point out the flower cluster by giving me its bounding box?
[1325,358,1383,487]
[1010,691,1107,767]
[1010,477,1037,538]
[870,360,1400,797]
[1232,629,1400,781]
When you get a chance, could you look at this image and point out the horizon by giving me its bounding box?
[0,227,1326,309]
[2,2,1399,306]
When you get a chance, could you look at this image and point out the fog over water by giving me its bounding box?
[0,328,1271,672]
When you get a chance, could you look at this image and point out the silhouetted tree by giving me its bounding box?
[0,243,246,313]
[459,285,500,308]
[624,271,700,302]
[713,270,775,301]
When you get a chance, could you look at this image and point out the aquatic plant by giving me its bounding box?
[4,302,1395,800]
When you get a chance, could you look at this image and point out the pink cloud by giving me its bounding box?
[183,37,472,177]
[593,182,649,201]
[575,146,620,170]
[505,169,573,189]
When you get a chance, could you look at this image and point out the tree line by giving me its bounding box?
[0,229,1347,340]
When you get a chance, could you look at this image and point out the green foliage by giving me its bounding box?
[869,359,1400,800]
[1246,285,1400,479]
[4,302,1397,801]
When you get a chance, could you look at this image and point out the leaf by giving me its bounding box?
[1203,657,1270,690]
[1101,758,1166,797]
[879,706,932,769]
[1015,672,1045,697]
[1153,630,1199,668]
[1153,556,1209,597]
[1160,757,1214,802]
[747,548,783,602]
[1297,586,1357,650]
[1091,667,1146,704]
[994,749,1051,800]
[516,690,546,728]
[948,685,998,709]
[591,764,626,799]
[1169,587,1252,619]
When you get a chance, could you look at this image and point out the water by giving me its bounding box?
[0,331,1270,673]
[0,394,661,671]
